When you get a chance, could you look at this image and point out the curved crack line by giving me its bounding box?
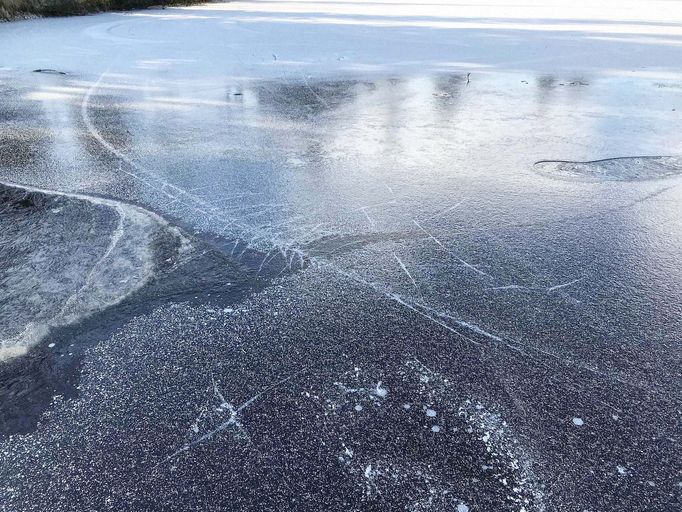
[58,204,125,317]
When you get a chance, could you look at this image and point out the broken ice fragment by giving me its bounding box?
[374,382,388,398]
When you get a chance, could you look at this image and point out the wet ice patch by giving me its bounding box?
[533,156,682,182]
[572,417,584,426]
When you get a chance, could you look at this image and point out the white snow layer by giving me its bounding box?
[0,0,681,79]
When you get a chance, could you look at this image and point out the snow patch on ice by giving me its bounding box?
[0,182,190,362]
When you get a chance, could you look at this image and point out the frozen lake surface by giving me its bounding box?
[0,1,681,510]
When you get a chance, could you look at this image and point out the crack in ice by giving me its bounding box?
[412,219,490,278]
[158,369,307,466]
